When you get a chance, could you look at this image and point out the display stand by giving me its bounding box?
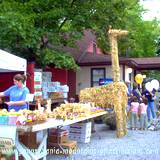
[16,129,48,160]
[0,126,48,160]
[0,118,62,160]
[0,111,107,159]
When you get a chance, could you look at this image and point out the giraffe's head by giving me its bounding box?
[108,28,128,38]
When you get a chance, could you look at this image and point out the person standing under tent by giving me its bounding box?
[0,74,30,111]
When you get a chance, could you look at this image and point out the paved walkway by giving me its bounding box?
[47,123,160,160]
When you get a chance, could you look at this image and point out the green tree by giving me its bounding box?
[126,20,159,58]
[0,0,159,70]
[0,0,87,70]
[156,36,160,56]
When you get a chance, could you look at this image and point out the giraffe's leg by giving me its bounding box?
[115,103,126,138]
[122,105,127,135]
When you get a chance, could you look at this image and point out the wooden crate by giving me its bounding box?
[48,128,69,143]
[48,134,68,143]
[18,132,37,149]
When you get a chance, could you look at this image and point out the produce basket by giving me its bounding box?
[0,116,8,125]
[8,116,19,125]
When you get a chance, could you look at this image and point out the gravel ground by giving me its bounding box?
[47,123,160,160]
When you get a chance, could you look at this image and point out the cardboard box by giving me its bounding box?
[69,130,91,138]
[69,122,91,143]
[69,122,92,130]
[69,127,91,135]
[69,134,91,143]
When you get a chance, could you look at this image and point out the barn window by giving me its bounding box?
[91,68,105,87]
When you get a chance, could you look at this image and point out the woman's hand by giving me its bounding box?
[5,101,14,106]
[5,101,26,106]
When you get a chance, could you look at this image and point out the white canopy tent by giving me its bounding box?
[0,49,32,100]
[0,49,27,72]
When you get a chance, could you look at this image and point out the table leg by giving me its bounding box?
[16,129,48,160]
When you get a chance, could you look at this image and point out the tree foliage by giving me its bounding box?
[155,36,160,56]
[0,0,160,70]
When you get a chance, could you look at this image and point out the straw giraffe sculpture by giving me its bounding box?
[80,28,128,138]
[108,28,128,137]
[108,27,128,81]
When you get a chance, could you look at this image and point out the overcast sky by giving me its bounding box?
[140,0,160,20]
